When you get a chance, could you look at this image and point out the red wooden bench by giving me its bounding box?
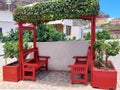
[17,23,50,81]
[23,48,50,81]
[68,47,91,85]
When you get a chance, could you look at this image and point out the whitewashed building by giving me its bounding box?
[48,19,89,40]
[0,11,17,36]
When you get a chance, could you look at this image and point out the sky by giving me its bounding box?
[99,0,120,18]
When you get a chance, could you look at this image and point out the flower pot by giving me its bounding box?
[3,61,20,82]
[91,61,117,89]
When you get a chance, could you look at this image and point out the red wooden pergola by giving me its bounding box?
[18,15,99,82]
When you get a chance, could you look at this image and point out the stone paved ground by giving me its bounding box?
[117,72,120,89]
[110,53,120,73]
[0,70,120,90]
[110,53,120,90]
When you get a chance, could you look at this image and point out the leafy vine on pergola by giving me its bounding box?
[13,0,99,24]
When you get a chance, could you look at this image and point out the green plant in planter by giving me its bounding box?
[3,40,31,64]
[94,40,120,69]
[94,40,104,61]
[105,41,120,61]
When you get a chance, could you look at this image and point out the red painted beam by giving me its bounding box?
[79,15,102,19]
[20,26,35,30]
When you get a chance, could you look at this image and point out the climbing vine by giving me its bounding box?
[13,0,99,24]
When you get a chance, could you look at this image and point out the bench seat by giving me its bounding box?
[23,56,50,81]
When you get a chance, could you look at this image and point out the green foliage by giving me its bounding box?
[96,30,111,40]
[84,29,111,40]
[84,32,90,40]
[94,40,120,62]
[23,30,33,42]
[2,29,18,42]
[2,24,65,42]
[105,41,120,57]
[51,0,64,2]
[3,41,19,59]
[36,24,65,42]
[96,54,103,61]
[65,36,78,41]
[3,40,31,59]
[2,29,31,60]
[13,0,99,24]
[94,40,104,61]
[2,29,33,42]
[2,24,65,60]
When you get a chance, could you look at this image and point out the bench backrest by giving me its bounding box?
[23,47,39,63]
[68,46,91,72]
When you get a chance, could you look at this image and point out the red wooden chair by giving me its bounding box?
[68,47,91,85]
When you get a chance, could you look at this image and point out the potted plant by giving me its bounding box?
[92,40,120,89]
[3,40,30,82]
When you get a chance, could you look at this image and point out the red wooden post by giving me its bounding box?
[33,25,38,61]
[91,17,96,63]
[18,22,24,80]
[79,15,96,70]
[33,24,37,48]
[90,17,96,85]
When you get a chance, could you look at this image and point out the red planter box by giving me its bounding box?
[91,61,117,89]
[3,61,20,82]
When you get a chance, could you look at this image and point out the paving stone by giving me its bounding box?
[0,70,101,90]
[0,68,119,90]
[118,73,120,80]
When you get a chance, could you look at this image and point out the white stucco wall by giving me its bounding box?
[0,41,90,71]
[63,19,73,26]
[48,19,73,26]
[0,11,13,22]
[71,26,82,40]
[0,11,17,36]
[37,41,90,70]
[0,21,17,36]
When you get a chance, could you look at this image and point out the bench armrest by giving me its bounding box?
[68,65,87,68]
[24,63,36,67]
[39,56,50,59]
[73,56,87,59]
[68,65,88,73]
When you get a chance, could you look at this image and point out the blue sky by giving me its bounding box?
[99,0,120,18]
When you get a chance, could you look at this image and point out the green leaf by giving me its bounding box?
[13,0,99,24]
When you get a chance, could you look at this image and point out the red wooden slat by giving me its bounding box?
[39,56,50,59]
[23,48,37,56]
[73,56,87,59]
[21,26,35,30]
